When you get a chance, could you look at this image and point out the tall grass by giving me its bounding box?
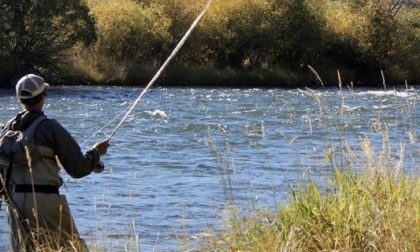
[201,157,419,251]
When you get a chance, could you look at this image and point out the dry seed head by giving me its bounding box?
[337,69,342,90]
[408,132,416,144]
[24,146,33,171]
[308,65,324,87]
[395,143,406,178]
[381,70,386,90]
[360,137,375,174]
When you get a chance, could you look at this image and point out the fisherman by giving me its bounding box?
[0,74,109,251]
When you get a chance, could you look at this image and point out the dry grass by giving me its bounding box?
[202,165,419,251]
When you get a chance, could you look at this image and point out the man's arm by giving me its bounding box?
[49,120,103,178]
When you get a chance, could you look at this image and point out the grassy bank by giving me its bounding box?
[200,168,420,251]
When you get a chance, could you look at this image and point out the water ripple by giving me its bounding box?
[0,86,418,251]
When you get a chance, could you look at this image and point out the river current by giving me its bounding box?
[0,86,418,251]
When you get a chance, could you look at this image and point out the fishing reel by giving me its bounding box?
[93,161,105,173]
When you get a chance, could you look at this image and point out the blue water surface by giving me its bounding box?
[0,86,418,251]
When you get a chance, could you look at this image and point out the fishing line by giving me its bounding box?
[83,0,212,145]
[80,101,132,147]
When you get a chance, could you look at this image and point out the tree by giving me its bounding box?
[271,0,326,69]
[0,0,96,86]
[191,0,274,68]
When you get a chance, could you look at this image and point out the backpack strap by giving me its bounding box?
[3,153,14,195]
[20,115,47,146]
[20,115,47,163]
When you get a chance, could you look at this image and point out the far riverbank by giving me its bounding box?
[2,65,416,89]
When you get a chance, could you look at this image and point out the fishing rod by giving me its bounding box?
[102,0,212,143]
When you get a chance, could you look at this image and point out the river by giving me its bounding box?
[0,86,419,251]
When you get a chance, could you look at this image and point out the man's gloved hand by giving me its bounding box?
[92,140,109,173]
[93,140,109,156]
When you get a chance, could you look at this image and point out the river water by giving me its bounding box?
[0,86,419,251]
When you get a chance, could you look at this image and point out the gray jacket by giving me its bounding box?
[2,109,99,186]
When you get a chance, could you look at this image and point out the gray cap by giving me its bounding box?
[16,74,50,99]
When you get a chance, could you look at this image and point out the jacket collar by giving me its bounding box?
[10,109,45,131]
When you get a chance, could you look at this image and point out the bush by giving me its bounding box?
[192,0,275,68]
[70,0,174,83]
[89,0,172,63]
[153,0,205,39]
[315,0,420,85]
[183,0,327,70]
[271,0,327,69]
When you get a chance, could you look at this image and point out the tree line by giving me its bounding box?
[0,0,419,87]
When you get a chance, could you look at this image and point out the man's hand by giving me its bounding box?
[93,140,109,156]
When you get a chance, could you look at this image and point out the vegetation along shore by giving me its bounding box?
[0,0,419,88]
[197,168,420,251]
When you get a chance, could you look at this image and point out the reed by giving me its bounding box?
[201,166,419,251]
[308,65,325,87]
[206,129,235,206]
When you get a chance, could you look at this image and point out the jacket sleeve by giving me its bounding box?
[49,120,100,178]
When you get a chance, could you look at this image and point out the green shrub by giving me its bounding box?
[203,168,420,251]
[271,0,327,69]
[153,0,205,39]
[89,0,172,63]
[320,0,420,84]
